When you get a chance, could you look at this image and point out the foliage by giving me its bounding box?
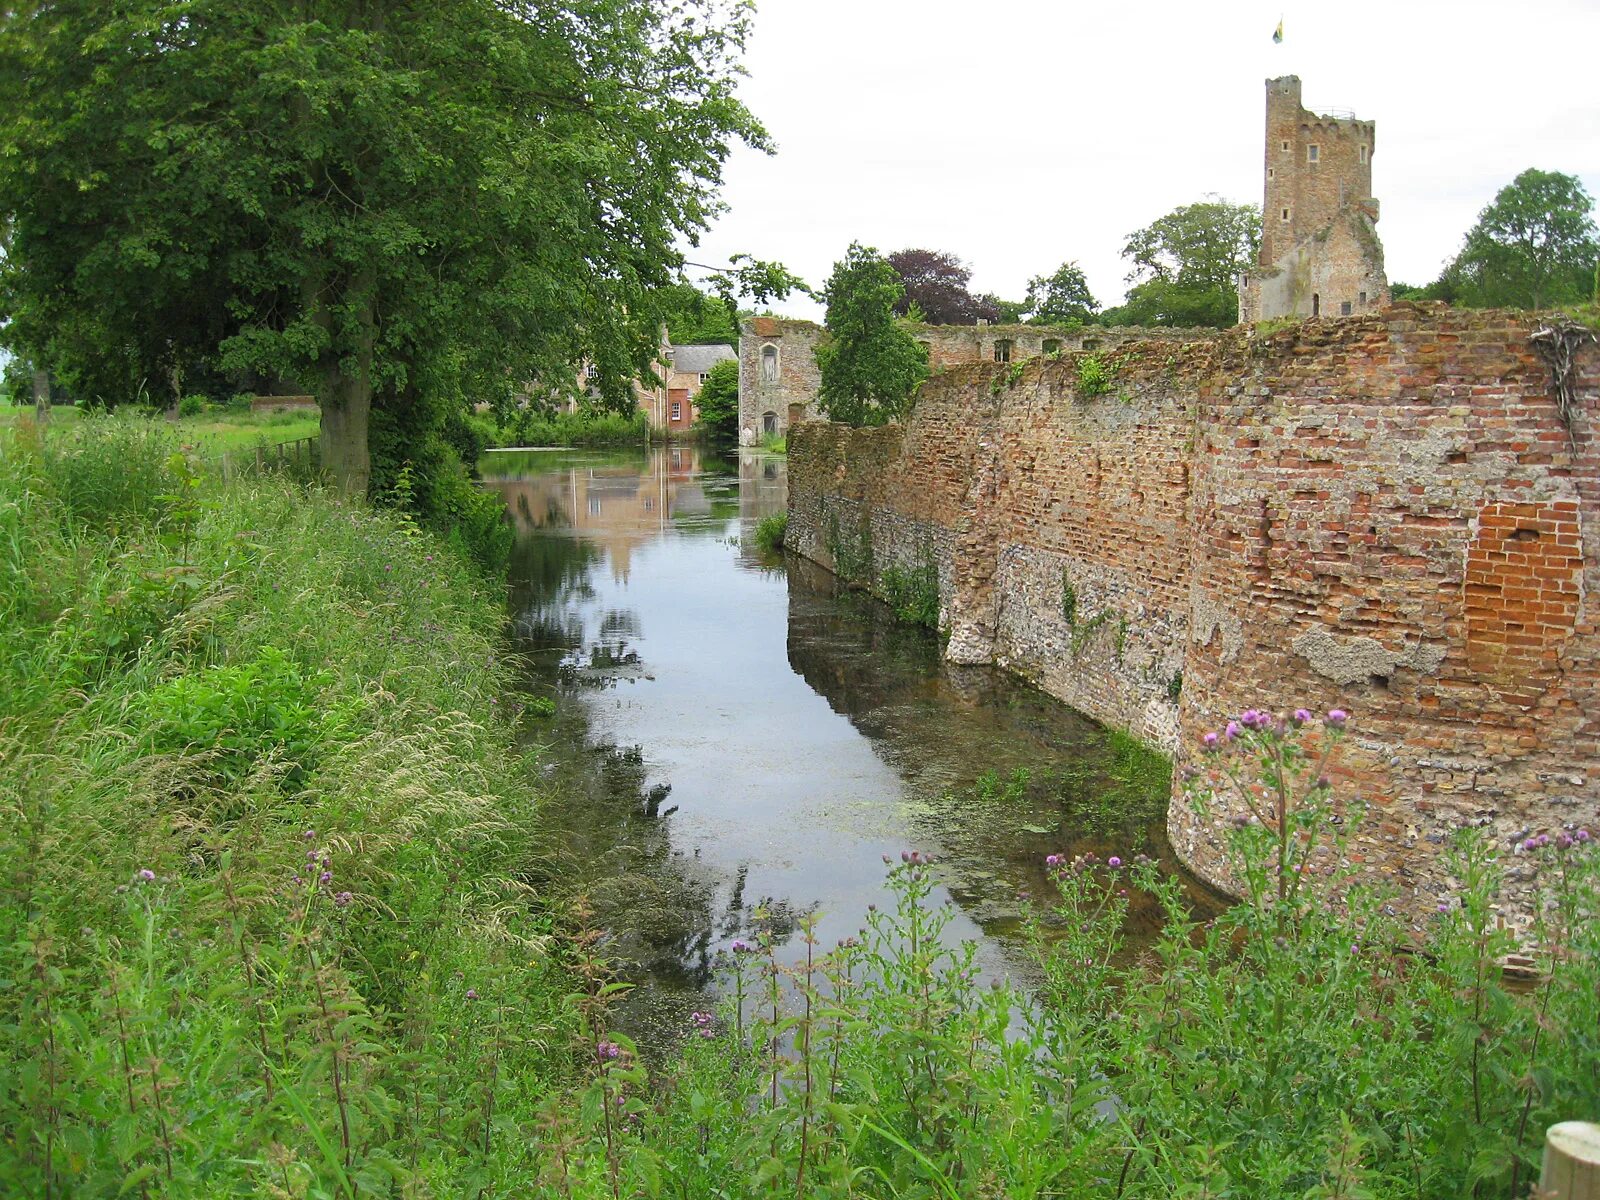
[0,421,584,1196]
[880,554,940,630]
[0,0,769,495]
[824,507,875,584]
[886,248,998,325]
[816,244,931,426]
[177,394,205,418]
[481,408,652,450]
[760,433,787,454]
[1076,352,1117,398]
[753,512,788,553]
[691,359,740,442]
[1441,168,1598,310]
[982,295,1031,324]
[1025,261,1099,325]
[651,283,741,346]
[1102,197,1260,328]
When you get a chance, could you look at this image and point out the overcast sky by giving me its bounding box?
[687,0,1600,321]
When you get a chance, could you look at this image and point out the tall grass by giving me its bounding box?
[470,408,651,450]
[0,416,582,1195]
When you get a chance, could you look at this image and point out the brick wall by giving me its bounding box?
[788,305,1600,931]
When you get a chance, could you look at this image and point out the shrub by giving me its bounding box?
[1076,351,1115,398]
[753,511,787,552]
[178,393,207,417]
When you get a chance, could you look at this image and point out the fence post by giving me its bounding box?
[1543,1122,1600,1199]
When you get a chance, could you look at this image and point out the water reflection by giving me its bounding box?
[481,447,1216,1042]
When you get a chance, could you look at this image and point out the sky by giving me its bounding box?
[687,0,1600,321]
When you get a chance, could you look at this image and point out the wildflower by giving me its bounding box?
[1230,813,1251,827]
[303,829,316,841]
[1536,833,1550,846]
[465,989,479,1000]
[729,939,752,953]
[882,854,892,864]
[1225,721,1241,741]
[597,1041,622,1061]
[1326,709,1348,726]
[334,891,353,908]
[900,850,910,863]
[1202,731,1220,750]
[1437,903,1450,913]
[1523,837,1538,852]
[1558,833,1573,848]
[1577,828,1591,842]
[319,871,332,884]
[1046,854,1061,867]
[1108,856,1122,868]
[137,868,156,882]
[1292,708,1312,725]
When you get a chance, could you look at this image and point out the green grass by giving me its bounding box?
[759,432,786,454]
[1,403,317,454]
[753,510,787,553]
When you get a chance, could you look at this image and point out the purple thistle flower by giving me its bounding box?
[1577,828,1591,842]
[319,871,332,884]
[465,989,479,1000]
[730,939,752,953]
[1202,731,1220,750]
[1536,833,1550,846]
[1326,709,1349,726]
[1108,856,1122,868]
[1292,708,1312,725]
[303,829,316,841]
[137,868,156,882]
[1046,854,1061,867]
[1523,837,1538,851]
[1225,721,1241,741]
[597,1041,621,1061]
[334,891,353,908]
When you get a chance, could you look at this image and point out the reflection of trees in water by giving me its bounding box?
[508,532,600,654]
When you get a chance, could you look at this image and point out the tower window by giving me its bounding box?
[760,344,779,383]
[1358,145,1368,164]
[1307,144,1320,163]
[1281,207,1291,222]
[1340,301,1352,316]
[1267,167,1275,180]
[1042,339,1061,354]
[993,339,1013,364]
[1359,291,1368,305]
[1312,294,1321,317]
[1281,140,1290,152]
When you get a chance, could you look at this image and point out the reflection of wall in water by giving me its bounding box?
[737,451,788,566]
[487,448,705,582]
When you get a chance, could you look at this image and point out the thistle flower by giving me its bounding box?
[465,989,479,1000]
[137,868,156,882]
[1202,731,1220,750]
[333,891,354,908]
[1108,856,1122,868]
[1326,709,1348,726]
[1292,708,1312,724]
[596,1041,622,1061]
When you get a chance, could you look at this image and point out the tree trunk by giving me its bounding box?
[32,368,50,424]
[315,276,376,496]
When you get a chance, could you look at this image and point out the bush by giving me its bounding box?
[753,511,787,553]
[178,393,207,416]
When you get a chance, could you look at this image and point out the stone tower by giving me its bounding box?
[1240,76,1389,322]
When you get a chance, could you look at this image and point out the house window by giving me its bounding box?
[1281,207,1291,222]
[1312,293,1321,317]
[993,339,1013,364]
[760,344,779,383]
[670,402,681,421]
[588,496,601,516]
[1281,140,1290,152]
[1042,339,1061,355]
[1340,301,1352,316]
[643,498,653,511]
[698,372,708,384]
[1359,291,1368,305]
[1358,144,1368,164]
[1307,144,1320,163]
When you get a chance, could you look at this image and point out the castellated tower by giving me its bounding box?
[1240,76,1390,322]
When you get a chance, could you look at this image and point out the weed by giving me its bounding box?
[753,511,788,553]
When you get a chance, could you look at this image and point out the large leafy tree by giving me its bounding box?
[815,243,929,427]
[1025,262,1099,326]
[886,248,996,325]
[1441,169,1598,310]
[691,358,739,442]
[0,1,767,493]
[1102,199,1260,328]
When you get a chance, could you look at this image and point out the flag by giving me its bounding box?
[1272,18,1284,43]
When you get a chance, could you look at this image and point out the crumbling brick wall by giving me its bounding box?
[788,305,1600,930]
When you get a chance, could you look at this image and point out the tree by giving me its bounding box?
[1024,262,1098,326]
[1441,169,1598,310]
[815,243,929,427]
[1103,199,1260,328]
[0,2,767,495]
[692,358,739,442]
[886,249,991,325]
[654,284,740,347]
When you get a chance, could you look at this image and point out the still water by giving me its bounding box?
[482,446,1216,1039]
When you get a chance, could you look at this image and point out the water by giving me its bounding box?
[482,446,1220,1040]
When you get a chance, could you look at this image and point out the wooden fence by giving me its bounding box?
[213,435,321,481]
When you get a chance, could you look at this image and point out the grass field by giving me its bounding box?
[1,403,319,454]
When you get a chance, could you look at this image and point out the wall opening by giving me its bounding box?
[1042,339,1061,355]
[760,344,779,383]
[993,339,1013,364]
[762,410,777,435]
[1312,293,1321,316]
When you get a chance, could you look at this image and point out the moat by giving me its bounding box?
[482,446,1219,1039]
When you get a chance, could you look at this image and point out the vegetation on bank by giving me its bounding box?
[3,417,1598,1198]
[753,511,788,553]
[462,408,653,452]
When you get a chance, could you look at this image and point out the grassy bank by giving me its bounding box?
[464,407,651,450]
[2,403,320,454]
[0,417,584,1194]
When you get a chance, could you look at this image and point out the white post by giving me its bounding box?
[1543,1122,1600,1200]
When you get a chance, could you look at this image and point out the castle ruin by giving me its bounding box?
[1239,76,1390,323]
